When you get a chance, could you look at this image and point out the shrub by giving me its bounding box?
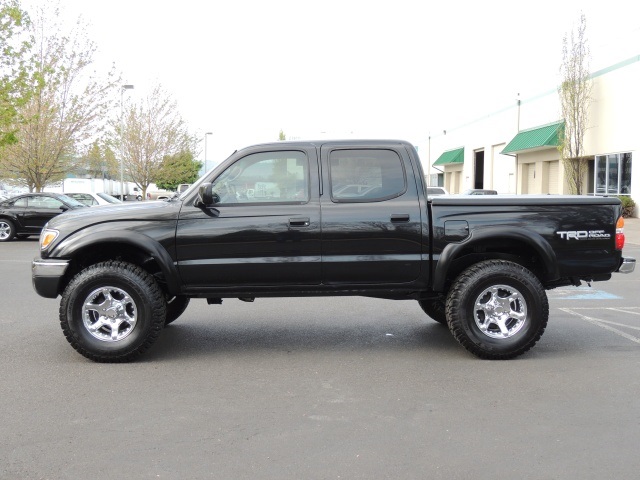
[617,196,636,218]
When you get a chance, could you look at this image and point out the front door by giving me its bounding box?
[176,147,321,289]
[319,144,423,284]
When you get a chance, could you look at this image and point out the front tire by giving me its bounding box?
[59,261,167,362]
[446,260,548,360]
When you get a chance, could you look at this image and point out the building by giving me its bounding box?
[427,54,639,217]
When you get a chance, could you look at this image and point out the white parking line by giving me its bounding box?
[559,308,640,345]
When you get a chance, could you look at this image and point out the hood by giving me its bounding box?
[46,199,182,232]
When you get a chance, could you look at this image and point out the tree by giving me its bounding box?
[0,4,118,191]
[153,151,202,190]
[558,13,592,195]
[84,141,119,179]
[0,0,32,149]
[278,129,286,141]
[120,84,195,199]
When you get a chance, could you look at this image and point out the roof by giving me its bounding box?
[501,121,564,155]
[433,147,464,166]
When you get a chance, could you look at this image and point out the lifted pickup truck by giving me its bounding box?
[32,140,635,362]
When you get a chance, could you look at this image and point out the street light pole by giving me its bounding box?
[204,132,213,172]
[120,84,134,200]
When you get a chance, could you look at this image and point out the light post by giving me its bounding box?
[204,132,213,172]
[120,84,134,200]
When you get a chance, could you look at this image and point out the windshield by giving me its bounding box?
[177,150,237,201]
[96,192,122,204]
[58,194,89,208]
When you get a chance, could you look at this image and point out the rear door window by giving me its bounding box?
[329,149,406,202]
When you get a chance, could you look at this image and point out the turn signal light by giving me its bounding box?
[40,228,59,250]
[615,217,625,250]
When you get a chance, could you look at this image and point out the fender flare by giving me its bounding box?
[433,227,559,292]
[51,230,181,294]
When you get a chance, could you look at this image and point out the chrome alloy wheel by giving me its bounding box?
[0,221,11,240]
[82,286,138,342]
[473,284,527,339]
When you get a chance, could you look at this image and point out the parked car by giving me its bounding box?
[462,189,498,195]
[65,192,123,206]
[0,192,87,242]
[427,186,449,196]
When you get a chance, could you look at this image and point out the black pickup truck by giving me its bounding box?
[32,140,635,362]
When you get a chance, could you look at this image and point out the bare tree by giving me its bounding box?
[558,13,592,195]
[120,84,194,199]
[0,4,118,191]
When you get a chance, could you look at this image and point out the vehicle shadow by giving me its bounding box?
[145,318,462,362]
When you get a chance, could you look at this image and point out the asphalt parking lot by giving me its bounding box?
[0,222,639,480]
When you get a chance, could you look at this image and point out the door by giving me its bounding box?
[319,144,423,284]
[23,195,67,233]
[548,161,559,194]
[474,150,485,189]
[176,147,321,288]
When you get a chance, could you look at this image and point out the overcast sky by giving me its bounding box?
[22,0,640,165]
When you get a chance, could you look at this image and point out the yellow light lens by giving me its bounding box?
[40,229,59,250]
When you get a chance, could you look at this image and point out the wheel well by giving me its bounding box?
[438,239,546,292]
[59,242,168,296]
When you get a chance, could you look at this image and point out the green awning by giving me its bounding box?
[433,147,464,166]
[501,121,564,155]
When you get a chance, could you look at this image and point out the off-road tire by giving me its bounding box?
[59,260,167,362]
[165,295,190,326]
[446,260,548,360]
[0,218,16,242]
[417,298,447,325]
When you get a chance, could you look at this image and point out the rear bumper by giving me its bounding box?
[616,256,636,274]
[32,258,70,298]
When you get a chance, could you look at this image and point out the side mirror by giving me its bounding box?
[196,183,213,207]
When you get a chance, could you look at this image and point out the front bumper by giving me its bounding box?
[32,258,70,298]
[616,256,636,274]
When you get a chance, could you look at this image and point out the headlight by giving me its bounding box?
[40,228,59,250]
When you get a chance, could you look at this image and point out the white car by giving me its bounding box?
[427,186,449,196]
[64,192,123,206]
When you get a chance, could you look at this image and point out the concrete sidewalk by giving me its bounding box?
[624,217,640,246]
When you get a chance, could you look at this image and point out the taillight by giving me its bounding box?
[615,216,625,250]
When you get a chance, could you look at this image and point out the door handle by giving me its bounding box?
[289,217,310,227]
[390,214,410,222]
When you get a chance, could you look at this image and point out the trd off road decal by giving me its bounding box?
[556,230,611,240]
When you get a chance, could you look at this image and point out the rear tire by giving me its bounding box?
[446,260,548,360]
[59,261,167,362]
[0,219,16,242]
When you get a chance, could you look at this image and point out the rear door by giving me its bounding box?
[319,144,423,284]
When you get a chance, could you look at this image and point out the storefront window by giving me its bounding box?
[594,152,632,195]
